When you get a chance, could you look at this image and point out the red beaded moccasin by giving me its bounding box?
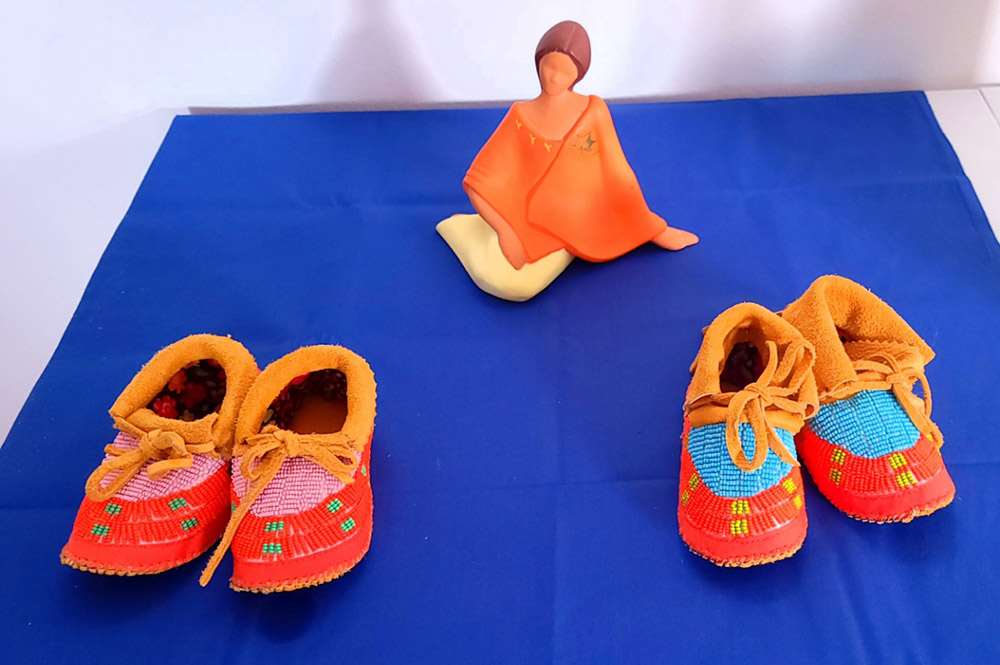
[199,345,376,592]
[61,334,258,575]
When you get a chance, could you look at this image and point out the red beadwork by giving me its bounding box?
[62,465,231,574]
[797,424,955,522]
[228,435,374,591]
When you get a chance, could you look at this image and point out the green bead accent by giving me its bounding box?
[168,497,188,511]
[264,521,285,532]
[91,524,110,536]
[341,518,356,533]
[361,464,367,477]
[262,543,283,554]
[231,502,237,512]
[327,499,343,513]
[180,518,198,531]
[104,503,122,516]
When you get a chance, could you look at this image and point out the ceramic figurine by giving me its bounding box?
[438,20,698,302]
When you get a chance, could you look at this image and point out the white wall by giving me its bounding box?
[2,0,998,153]
[1,0,999,443]
[982,1,1000,83]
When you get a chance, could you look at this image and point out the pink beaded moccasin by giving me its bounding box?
[61,334,258,575]
[199,345,377,592]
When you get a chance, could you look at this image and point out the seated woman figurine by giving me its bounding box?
[437,20,698,302]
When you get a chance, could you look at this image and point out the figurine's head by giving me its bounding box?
[534,20,591,94]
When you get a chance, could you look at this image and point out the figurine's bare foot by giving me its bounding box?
[652,227,699,251]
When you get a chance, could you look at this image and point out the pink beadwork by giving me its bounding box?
[99,431,226,501]
[231,453,360,518]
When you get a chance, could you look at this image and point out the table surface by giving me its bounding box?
[1,91,999,664]
[2,88,1000,447]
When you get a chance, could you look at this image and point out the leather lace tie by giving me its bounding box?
[199,425,359,586]
[85,414,219,502]
[686,340,812,472]
[825,342,943,448]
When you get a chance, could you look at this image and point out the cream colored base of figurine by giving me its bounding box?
[436,214,574,302]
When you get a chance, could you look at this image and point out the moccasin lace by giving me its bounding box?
[825,341,943,448]
[199,425,359,586]
[84,414,219,501]
[685,340,812,472]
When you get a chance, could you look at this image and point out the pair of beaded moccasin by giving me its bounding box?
[61,336,376,593]
[678,275,955,567]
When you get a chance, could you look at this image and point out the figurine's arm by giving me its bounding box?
[464,183,528,269]
[592,99,698,249]
[592,97,645,192]
[592,97,671,233]
[462,106,531,269]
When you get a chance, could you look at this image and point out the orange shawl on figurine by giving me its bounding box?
[463,95,667,263]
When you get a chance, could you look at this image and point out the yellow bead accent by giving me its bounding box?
[830,468,843,485]
[731,499,750,515]
[681,489,690,505]
[529,134,536,145]
[515,119,522,129]
[830,448,846,465]
[793,495,803,510]
[896,470,916,488]
[782,478,797,494]
[730,519,749,536]
[688,474,700,490]
[544,142,552,152]
[889,453,907,469]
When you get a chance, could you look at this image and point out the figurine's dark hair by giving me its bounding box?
[534,20,591,89]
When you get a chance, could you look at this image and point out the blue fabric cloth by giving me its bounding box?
[1,92,998,663]
[809,389,921,458]
[687,422,796,497]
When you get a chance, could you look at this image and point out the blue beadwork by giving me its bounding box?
[687,422,797,498]
[808,389,919,458]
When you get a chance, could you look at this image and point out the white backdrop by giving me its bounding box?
[2,0,998,153]
[1,0,999,442]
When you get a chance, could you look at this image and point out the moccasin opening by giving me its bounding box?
[720,341,766,392]
[262,369,349,435]
[147,359,228,422]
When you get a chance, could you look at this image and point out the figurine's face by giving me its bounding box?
[538,52,578,95]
